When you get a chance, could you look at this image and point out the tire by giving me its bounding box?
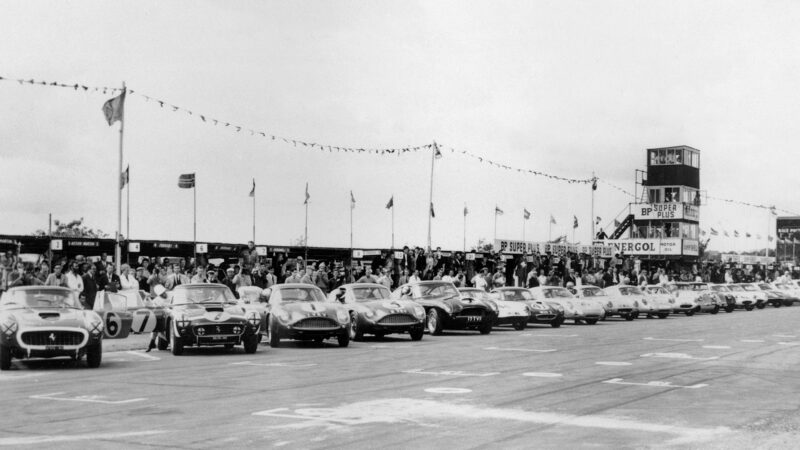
[756,302,766,310]
[513,320,526,331]
[585,319,598,325]
[0,345,11,371]
[550,318,563,328]
[157,335,169,351]
[374,332,385,340]
[243,334,259,354]
[745,305,754,311]
[685,310,695,317]
[171,330,184,356]
[409,327,424,341]
[725,306,735,313]
[657,313,669,319]
[426,309,443,336]
[337,331,350,348]
[773,301,782,308]
[710,306,720,315]
[349,312,363,341]
[268,325,280,348]
[479,320,492,335]
[625,314,635,321]
[784,300,793,307]
[86,342,102,368]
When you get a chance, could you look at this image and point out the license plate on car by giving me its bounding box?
[211,336,227,340]
[467,316,481,322]
[45,345,64,350]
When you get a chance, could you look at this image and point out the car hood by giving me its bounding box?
[172,302,247,321]
[493,299,529,314]
[277,301,343,320]
[5,307,91,329]
[353,299,420,316]
[606,295,636,308]
[414,294,464,312]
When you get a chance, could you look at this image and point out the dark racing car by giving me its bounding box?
[329,283,426,341]
[265,284,351,347]
[392,281,497,335]
[162,283,262,355]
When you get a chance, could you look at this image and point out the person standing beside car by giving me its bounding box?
[119,264,138,290]
[233,266,252,289]
[65,260,84,295]
[45,263,68,287]
[81,265,99,309]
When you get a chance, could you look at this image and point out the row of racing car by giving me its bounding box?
[1,279,799,370]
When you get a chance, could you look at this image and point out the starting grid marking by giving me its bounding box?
[641,352,719,361]
[603,378,709,389]
[230,361,318,367]
[484,347,557,353]
[0,372,53,381]
[105,351,161,362]
[403,368,499,377]
[643,337,704,342]
[30,392,146,404]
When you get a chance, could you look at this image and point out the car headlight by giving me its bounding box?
[524,305,532,314]
[413,305,426,319]
[442,303,452,313]
[247,311,260,328]
[364,310,375,319]
[275,310,290,322]
[633,301,639,308]
[607,301,613,309]
[336,308,349,323]
[669,297,675,304]
[641,299,648,305]
[0,314,17,336]
[87,314,104,335]
[175,313,190,328]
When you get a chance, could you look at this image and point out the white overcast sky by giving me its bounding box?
[2,0,799,253]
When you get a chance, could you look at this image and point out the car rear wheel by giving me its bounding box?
[243,334,259,354]
[685,310,695,317]
[657,313,669,319]
[268,326,280,348]
[0,345,11,371]
[349,312,363,341]
[513,320,526,331]
[585,319,598,325]
[426,309,443,335]
[710,306,720,315]
[756,302,766,310]
[337,331,350,348]
[625,314,635,321]
[550,318,563,328]
[409,327,424,341]
[773,301,782,308]
[86,342,102,368]
[725,306,735,313]
[171,330,184,356]
[479,319,492,335]
[784,300,793,307]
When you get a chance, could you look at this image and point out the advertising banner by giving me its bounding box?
[633,203,699,221]
[605,238,684,256]
[682,239,699,256]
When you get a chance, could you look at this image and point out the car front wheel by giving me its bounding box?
[337,331,350,348]
[409,327,424,341]
[513,320,526,331]
[243,334,259,354]
[86,342,102,368]
[427,309,443,335]
[550,317,563,328]
[0,345,11,371]
[349,312,363,341]
[171,329,184,355]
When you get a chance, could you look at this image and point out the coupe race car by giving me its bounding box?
[618,285,672,319]
[492,287,564,327]
[722,284,757,311]
[671,282,720,315]
[733,283,769,309]
[329,283,425,341]
[162,283,262,355]
[236,286,269,332]
[392,281,497,335]
[0,286,105,370]
[642,285,676,318]
[459,287,530,330]
[528,286,604,325]
[265,283,350,347]
[599,286,641,320]
[93,289,167,337]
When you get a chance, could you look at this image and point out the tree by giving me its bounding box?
[33,218,109,238]
[471,238,494,252]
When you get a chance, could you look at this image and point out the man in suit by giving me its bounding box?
[81,264,99,309]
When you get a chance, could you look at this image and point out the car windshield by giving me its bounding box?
[542,288,573,298]
[580,287,607,297]
[740,285,758,291]
[274,287,327,304]
[120,291,146,308]
[459,289,490,301]
[1,288,81,309]
[171,286,236,305]
[497,289,535,301]
[774,283,791,290]
[727,285,744,292]
[352,286,391,302]
[711,285,729,292]
[414,283,459,299]
[618,287,644,296]
[646,287,668,295]
[757,284,772,290]
[238,288,263,303]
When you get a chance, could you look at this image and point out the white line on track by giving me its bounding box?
[231,361,317,367]
[105,351,160,362]
[402,368,499,377]
[603,378,708,389]
[525,334,578,338]
[643,337,704,342]
[30,392,146,404]
[773,334,797,338]
[484,347,556,353]
[595,361,632,366]
[0,431,166,446]
[740,339,765,343]
[702,345,731,349]
[522,372,563,378]
[0,372,52,381]
[424,387,472,394]
[778,342,800,346]
[641,352,718,361]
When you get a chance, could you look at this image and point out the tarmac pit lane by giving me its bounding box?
[252,398,729,445]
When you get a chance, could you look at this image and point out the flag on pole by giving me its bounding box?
[771,207,778,216]
[386,196,393,209]
[102,90,125,126]
[463,205,469,216]
[434,144,442,159]
[495,206,504,216]
[734,230,740,238]
[595,216,601,225]
[768,235,774,242]
[592,179,597,190]
[613,219,621,228]
[304,183,310,205]
[710,228,719,236]
[746,232,751,238]
[430,202,435,218]
[249,179,255,197]
[120,165,129,189]
[573,215,579,229]
[550,215,557,225]
[724,230,730,237]
[350,191,356,210]
[524,209,531,220]
[178,173,195,188]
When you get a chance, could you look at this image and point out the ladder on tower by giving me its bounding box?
[609,214,634,240]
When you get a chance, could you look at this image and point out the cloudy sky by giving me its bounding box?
[2,0,799,252]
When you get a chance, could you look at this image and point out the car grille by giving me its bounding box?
[193,324,242,336]
[617,308,632,314]
[294,318,338,330]
[679,304,693,308]
[21,330,84,346]
[534,314,556,320]
[378,314,417,326]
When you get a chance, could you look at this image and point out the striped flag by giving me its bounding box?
[710,227,719,236]
[595,216,601,225]
[386,196,393,209]
[178,173,195,189]
[495,206,504,216]
[350,191,356,210]
[734,230,740,238]
[102,90,125,126]
[524,209,531,220]
[573,215,579,229]
[550,215,557,225]
[463,205,469,216]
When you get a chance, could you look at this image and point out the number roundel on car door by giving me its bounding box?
[131,309,156,333]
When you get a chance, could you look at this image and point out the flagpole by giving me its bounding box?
[549,217,552,242]
[522,214,526,243]
[494,210,498,244]
[126,175,130,265]
[591,172,596,241]
[463,204,466,253]
[193,180,197,265]
[115,81,125,275]
[391,194,395,250]
[426,142,437,251]
[304,197,309,262]
[350,196,353,252]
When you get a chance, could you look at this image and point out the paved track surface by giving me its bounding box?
[2,307,800,449]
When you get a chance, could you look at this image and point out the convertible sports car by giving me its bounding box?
[599,286,640,320]
[492,287,564,327]
[0,286,105,370]
[265,283,350,347]
[93,289,167,337]
[162,283,262,355]
[329,283,425,341]
[527,286,604,325]
[392,281,497,335]
[459,287,530,330]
